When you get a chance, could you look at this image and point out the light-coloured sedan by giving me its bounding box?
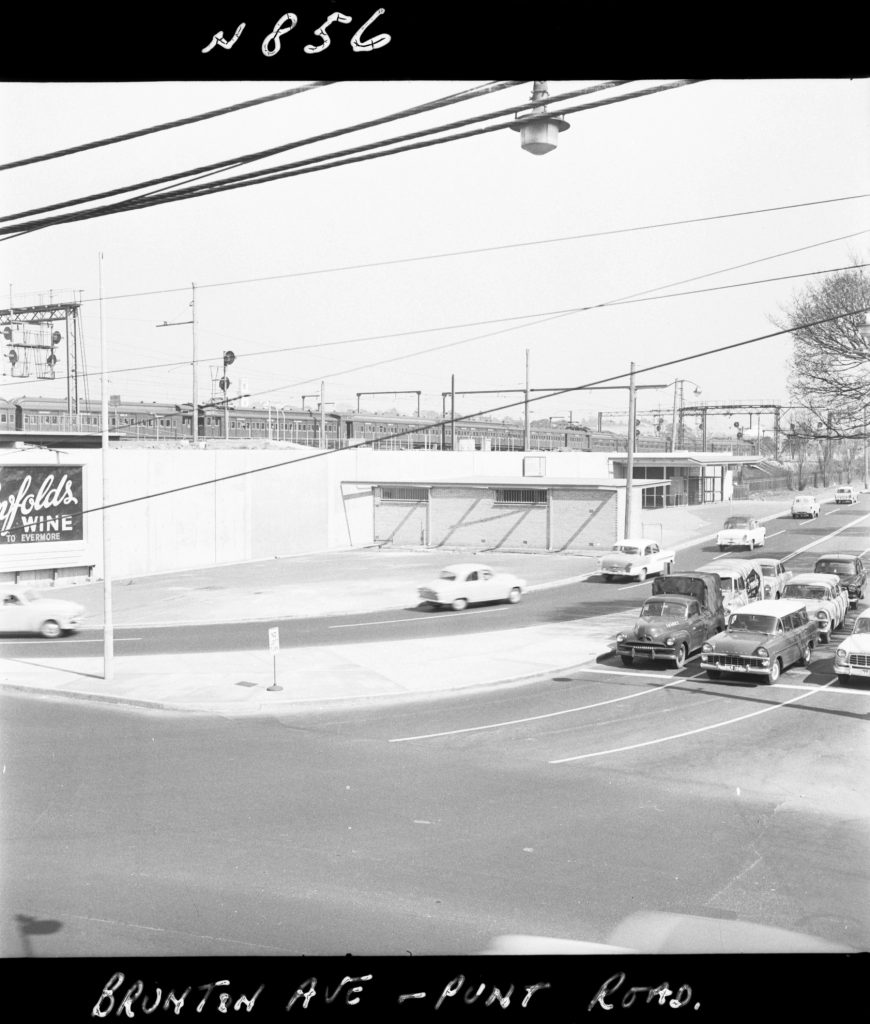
[599,538,675,582]
[834,608,870,679]
[418,563,525,611]
[780,573,849,643]
[0,587,85,638]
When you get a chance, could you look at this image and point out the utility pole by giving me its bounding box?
[624,361,637,540]
[524,349,531,451]
[98,253,113,682]
[671,379,679,452]
[451,374,456,451]
[320,381,326,449]
[191,284,198,443]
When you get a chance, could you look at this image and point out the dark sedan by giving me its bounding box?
[616,593,724,669]
[813,554,866,607]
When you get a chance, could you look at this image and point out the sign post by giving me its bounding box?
[267,627,283,691]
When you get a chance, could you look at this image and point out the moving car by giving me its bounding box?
[700,600,818,683]
[599,538,675,582]
[418,563,525,611]
[834,608,870,680]
[0,587,85,638]
[755,558,793,600]
[834,485,858,504]
[780,572,849,642]
[791,494,820,518]
[812,552,866,607]
[695,558,764,613]
[716,515,766,551]
[615,592,726,669]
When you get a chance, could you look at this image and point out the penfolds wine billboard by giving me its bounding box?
[0,465,84,544]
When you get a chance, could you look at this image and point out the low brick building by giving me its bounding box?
[353,477,660,553]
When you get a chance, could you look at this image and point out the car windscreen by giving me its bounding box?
[814,560,856,574]
[438,571,457,580]
[783,585,826,600]
[728,614,777,633]
[613,545,640,554]
[723,518,750,529]
[855,619,870,634]
[760,565,778,576]
[640,601,686,618]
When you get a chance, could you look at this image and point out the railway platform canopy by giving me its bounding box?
[609,452,766,506]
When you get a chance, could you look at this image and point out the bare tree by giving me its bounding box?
[774,265,870,443]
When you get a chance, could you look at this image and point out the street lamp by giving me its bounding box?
[510,81,570,155]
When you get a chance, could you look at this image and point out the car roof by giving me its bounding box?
[856,607,870,621]
[787,572,839,585]
[614,537,657,545]
[754,557,783,566]
[814,552,859,560]
[697,559,756,572]
[442,563,493,573]
[733,599,806,616]
[792,494,816,500]
[644,592,693,602]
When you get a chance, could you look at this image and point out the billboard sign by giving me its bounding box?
[0,465,84,544]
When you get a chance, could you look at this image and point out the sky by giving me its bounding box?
[1,78,868,439]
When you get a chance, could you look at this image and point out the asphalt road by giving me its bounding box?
[2,501,868,957]
[4,501,869,658]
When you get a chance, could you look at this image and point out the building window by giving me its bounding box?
[379,486,429,502]
[494,489,548,505]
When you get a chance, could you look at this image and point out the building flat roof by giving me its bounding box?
[609,451,762,466]
[345,477,664,489]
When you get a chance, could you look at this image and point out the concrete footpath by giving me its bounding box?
[0,497,810,715]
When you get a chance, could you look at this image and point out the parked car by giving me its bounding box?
[716,515,766,551]
[418,563,525,611]
[695,558,764,613]
[615,592,726,669]
[700,600,818,683]
[834,485,858,504]
[755,558,793,600]
[791,494,820,518]
[780,572,849,642]
[812,553,866,607]
[0,587,85,638]
[833,608,870,680]
[599,538,675,582]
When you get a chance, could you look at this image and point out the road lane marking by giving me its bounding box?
[618,580,651,590]
[782,510,870,563]
[1,637,144,645]
[329,615,435,628]
[389,677,686,743]
[766,530,785,539]
[549,678,837,763]
[824,509,840,516]
[773,682,870,695]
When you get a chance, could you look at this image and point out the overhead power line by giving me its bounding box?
[0,82,337,172]
[3,303,867,540]
[2,80,698,236]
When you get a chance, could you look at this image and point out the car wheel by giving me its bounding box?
[821,630,830,644]
[40,619,62,639]
[507,587,521,604]
[706,669,722,680]
[673,643,688,669]
[451,597,468,611]
[766,657,782,684]
[637,567,647,582]
[748,540,755,550]
[799,643,813,667]
[620,655,633,666]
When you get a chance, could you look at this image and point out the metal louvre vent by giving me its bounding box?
[379,486,429,502]
[494,488,547,505]
[848,653,870,667]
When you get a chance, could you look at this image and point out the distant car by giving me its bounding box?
[791,494,820,518]
[755,558,793,600]
[780,572,849,642]
[0,587,85,638]
[813,553,866,607]
[700,600,819,683]
[716,516,766,551]
[615,593,725,669]
[600,538,675,582]
[418,563,525,611]
[834,608,870,680]
[834,486,858,504]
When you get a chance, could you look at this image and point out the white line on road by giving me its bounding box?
[618,580,652,590]
[1,637,144,645]
[549,679,837,763]
[824,509,840,516]
[782,510,870,563]
[773,681,870,695]
[766,530,785,539]
[389,676,687,743]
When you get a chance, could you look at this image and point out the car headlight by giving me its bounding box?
[755,646,769,658]
[665,637,675,646]
[616,632,626,642]
[702,642,713,653]
[624,565,633,573]
[835,648,848,664]
[743,534,749,541]
[816,610,829,620]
